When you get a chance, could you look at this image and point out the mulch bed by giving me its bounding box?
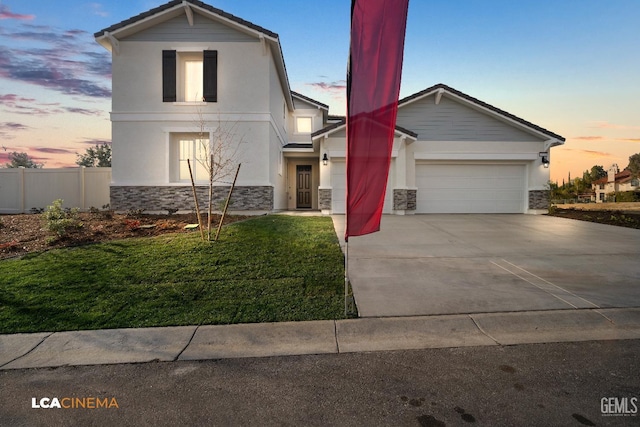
[548,208,640,229]
[0,211,250,260]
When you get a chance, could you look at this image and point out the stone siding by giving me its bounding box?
[528,190,549,210]
[393,189,417,211]
[110,185,273,212]
[319,189,332,210]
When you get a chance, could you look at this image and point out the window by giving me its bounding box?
[632,178,639,187]
[163,50,217,103]
[599,193,605,201]
[295,117,313,134]
[177,138,209,181]
[183,58,203,102]
[599,183,605,189]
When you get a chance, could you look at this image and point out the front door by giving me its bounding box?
[296,165,312,209]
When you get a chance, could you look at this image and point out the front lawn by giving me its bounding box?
[0,215,346,334]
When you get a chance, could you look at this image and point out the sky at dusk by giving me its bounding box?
[0,0,638,182]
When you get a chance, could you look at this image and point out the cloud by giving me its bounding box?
[0,94,36,106]
[31,147,76,155]
[0,5,35,21]
[573,136,603,141]
[306,80,347,92]
[0,122,29,140]
[589,121,640,131]
[90,3,109,18]
[0,23,112,99]
[565,149,614,158]
[0,122,29,131]
[64,107,103,116]
[618,138,640,142]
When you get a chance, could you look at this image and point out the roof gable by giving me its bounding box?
[292,91,328,111]
[398,84,565,144]
[120,11,257,43]
[94,0,277,40]
[95,0,293,109]
[311,119,417,140]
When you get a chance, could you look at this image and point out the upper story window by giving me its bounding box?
[295,117,313,134]
[631,178,639,187]
[163,50,217,103]
[599,183,605,189]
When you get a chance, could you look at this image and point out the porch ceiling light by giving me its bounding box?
[539,152,550,168]
[322,153,329,166]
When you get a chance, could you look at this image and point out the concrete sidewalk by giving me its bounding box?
[2,307,640,370]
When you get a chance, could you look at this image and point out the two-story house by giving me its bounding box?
[95,0,564,215]
[593,164,640,202]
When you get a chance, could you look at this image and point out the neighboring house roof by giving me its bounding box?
[592,169,638,187]
[399,83,566,145]
[94,0,293,110]
[291,91,329,110]
[311,118,418,140]
[283,143,313,149]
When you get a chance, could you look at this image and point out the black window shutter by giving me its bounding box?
[162,50,177,102]
[203,50,218,102]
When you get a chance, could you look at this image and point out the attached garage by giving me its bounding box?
[416,163,526,213]
[331,160,394,214]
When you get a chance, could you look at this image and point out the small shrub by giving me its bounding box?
[42,199,79,238]
[126,208,145,217]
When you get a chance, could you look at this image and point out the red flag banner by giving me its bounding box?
[346,0,409,240]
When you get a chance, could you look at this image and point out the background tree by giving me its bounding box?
[76,142,112,167]
[3,152,44,168]
[589,165,607,181]
[627,153,640,178]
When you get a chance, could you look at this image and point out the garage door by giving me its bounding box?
[416,163,525,213]
[331,160,393,214]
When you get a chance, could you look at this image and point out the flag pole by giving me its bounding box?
[344,238,349,316]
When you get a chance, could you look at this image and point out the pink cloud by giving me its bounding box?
[618,138,640,142]
[0,5,35,21]
[572,136,603,141]
[589,121,640,131]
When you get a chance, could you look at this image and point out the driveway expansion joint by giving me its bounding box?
[0,332,53,369]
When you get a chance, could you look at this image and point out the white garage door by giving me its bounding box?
[331,160,393,214]
[416,163,525,213]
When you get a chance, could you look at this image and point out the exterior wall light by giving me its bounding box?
[539,152,550,168]
[322,153,329,166]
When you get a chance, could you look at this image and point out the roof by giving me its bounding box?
[94,0,277,39]
[399,83,566,143]
[283,143,312,149]
[593,169,636,185]
[311,118,418,140]
[291,91,329,110]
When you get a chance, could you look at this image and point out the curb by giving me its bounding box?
[1,308,639,370]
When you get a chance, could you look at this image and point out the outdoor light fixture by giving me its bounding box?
[539,152,550,168]
[322,153,329,166]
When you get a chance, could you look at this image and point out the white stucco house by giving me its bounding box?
[592,164,640,202]
[95,0,564,215]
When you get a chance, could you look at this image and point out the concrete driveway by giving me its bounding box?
[332,215,640,317]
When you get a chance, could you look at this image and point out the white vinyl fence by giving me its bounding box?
[0,167,111,214]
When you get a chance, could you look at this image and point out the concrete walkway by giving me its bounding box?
[2,308,640,370]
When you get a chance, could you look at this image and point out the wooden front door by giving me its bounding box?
[296,165,312,209]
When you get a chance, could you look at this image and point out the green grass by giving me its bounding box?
[0,215,346,334]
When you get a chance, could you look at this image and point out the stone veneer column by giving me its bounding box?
[318,188,332,211]
[110,186,273,212]
[393,189,417,211]
[528,190,549,210]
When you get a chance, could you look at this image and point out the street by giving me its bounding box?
[1,340,638,426]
